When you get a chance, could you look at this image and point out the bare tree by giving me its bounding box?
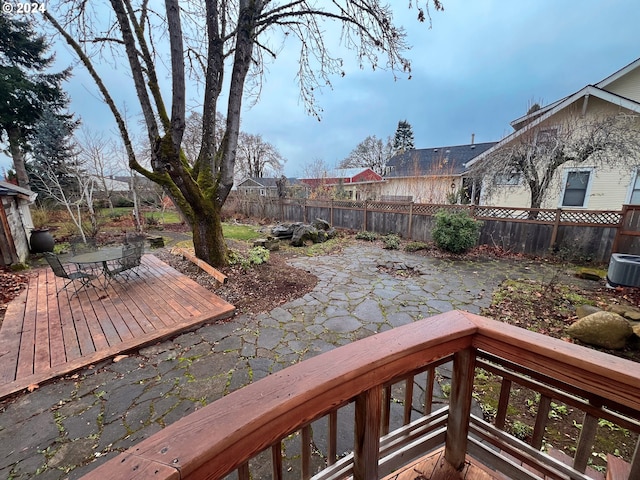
[31,151,97,241]
[44,0,443,266]
[472,111,640,209]
[340,135,393,175]
[236,132,285,179]
[78,128,122,210]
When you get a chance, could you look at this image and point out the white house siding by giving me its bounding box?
[480,95,640,211]
[604,67,640,103]
[378,177,460,204]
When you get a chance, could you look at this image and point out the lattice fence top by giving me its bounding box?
[238,197,622,226]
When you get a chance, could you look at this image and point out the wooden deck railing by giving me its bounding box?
[81,311,640,480]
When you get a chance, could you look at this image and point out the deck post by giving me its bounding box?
[353,385,382,480]
[444,347,476,470]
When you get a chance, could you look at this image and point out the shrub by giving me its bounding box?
[404,241,430,252]
[247,246,269,265]
[432,210,481,254]
[228,247,270,270]
[382,233,400,250]
[355,230,378,242]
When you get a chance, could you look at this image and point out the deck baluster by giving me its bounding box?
[495,378,511,430]
[404,376,414,425]
[328,411,338,466]
[424,366,435,415]
[272,443,283,480]
[302,425,311,479]
[381,385,392,436]
[574,412,599,473]
[531,394,552,450]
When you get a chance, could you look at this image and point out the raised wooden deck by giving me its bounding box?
[383,448,497,479]
[0,254,235,400]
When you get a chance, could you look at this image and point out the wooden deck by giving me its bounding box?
[383,448,497,479]
[0,254,235,400]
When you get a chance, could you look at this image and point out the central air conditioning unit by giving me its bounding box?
[607,253,640,288]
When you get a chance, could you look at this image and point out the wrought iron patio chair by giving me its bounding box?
[105,243,143,284]
[43,252,97,298]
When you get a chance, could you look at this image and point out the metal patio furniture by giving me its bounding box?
[104,243,143,284]
[43,252,98,298]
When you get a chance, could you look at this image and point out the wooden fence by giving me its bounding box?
[226,195,640,263]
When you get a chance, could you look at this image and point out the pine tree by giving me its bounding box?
[0,14,70,188]
[393,120,415,154]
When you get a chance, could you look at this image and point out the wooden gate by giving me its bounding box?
[612,204,640,254]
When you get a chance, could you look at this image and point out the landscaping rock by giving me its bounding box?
[608,304,640,321]
[253,237,280,251]
[567,311,633,350]
[272,223,301,239]
[575,267,606,281]
[575,304,601,318]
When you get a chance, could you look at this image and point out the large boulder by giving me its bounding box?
[271,223,301,239]
[575,304,601,318]
[567,311,633,350]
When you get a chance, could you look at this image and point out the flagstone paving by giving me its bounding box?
[0,245,573,479]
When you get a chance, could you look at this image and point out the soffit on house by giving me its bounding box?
[465,85,640,169]
[385,143,496,178]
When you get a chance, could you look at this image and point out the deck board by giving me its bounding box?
[0,254,235,400]
[383,448,496,479]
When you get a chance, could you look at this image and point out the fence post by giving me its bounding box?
[611,205,628,254]
[549,208,562,252]
[363,200,368,231]
[407,202,413,240]
[329,198,333,225]
[303,199,307,223]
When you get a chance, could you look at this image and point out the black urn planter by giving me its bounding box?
[30,228,55,253]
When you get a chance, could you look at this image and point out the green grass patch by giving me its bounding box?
[222,223,262,242]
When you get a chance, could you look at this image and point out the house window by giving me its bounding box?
[495,171,522,185]
[561,169,592,207]
[629,169,640,204]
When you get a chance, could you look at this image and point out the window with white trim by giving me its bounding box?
[560,169,592,207]
[494,171,522,185]
[629,169,640,204]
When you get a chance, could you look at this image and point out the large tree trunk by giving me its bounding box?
[7,126,30,189]
[192,204,227,266]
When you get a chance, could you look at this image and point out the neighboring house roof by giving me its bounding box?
[0,181,37,202]
[237,177,302,188]
[466,57,640,170]
[385,143,496,178]
[91,176,130,192]
[299,168,383,188]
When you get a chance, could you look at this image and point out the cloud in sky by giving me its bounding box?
[2,1,638,178]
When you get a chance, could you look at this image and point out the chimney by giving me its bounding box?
[471,133,475,145]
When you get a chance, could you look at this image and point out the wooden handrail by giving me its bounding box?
[81,311,640,480]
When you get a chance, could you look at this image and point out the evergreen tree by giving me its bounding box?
[393,120,415,154]
[28,104,80,204]
[0,14,70,188]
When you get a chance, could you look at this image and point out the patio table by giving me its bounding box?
[69,247,125,288]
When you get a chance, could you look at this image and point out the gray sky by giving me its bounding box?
[3,1,638,178]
